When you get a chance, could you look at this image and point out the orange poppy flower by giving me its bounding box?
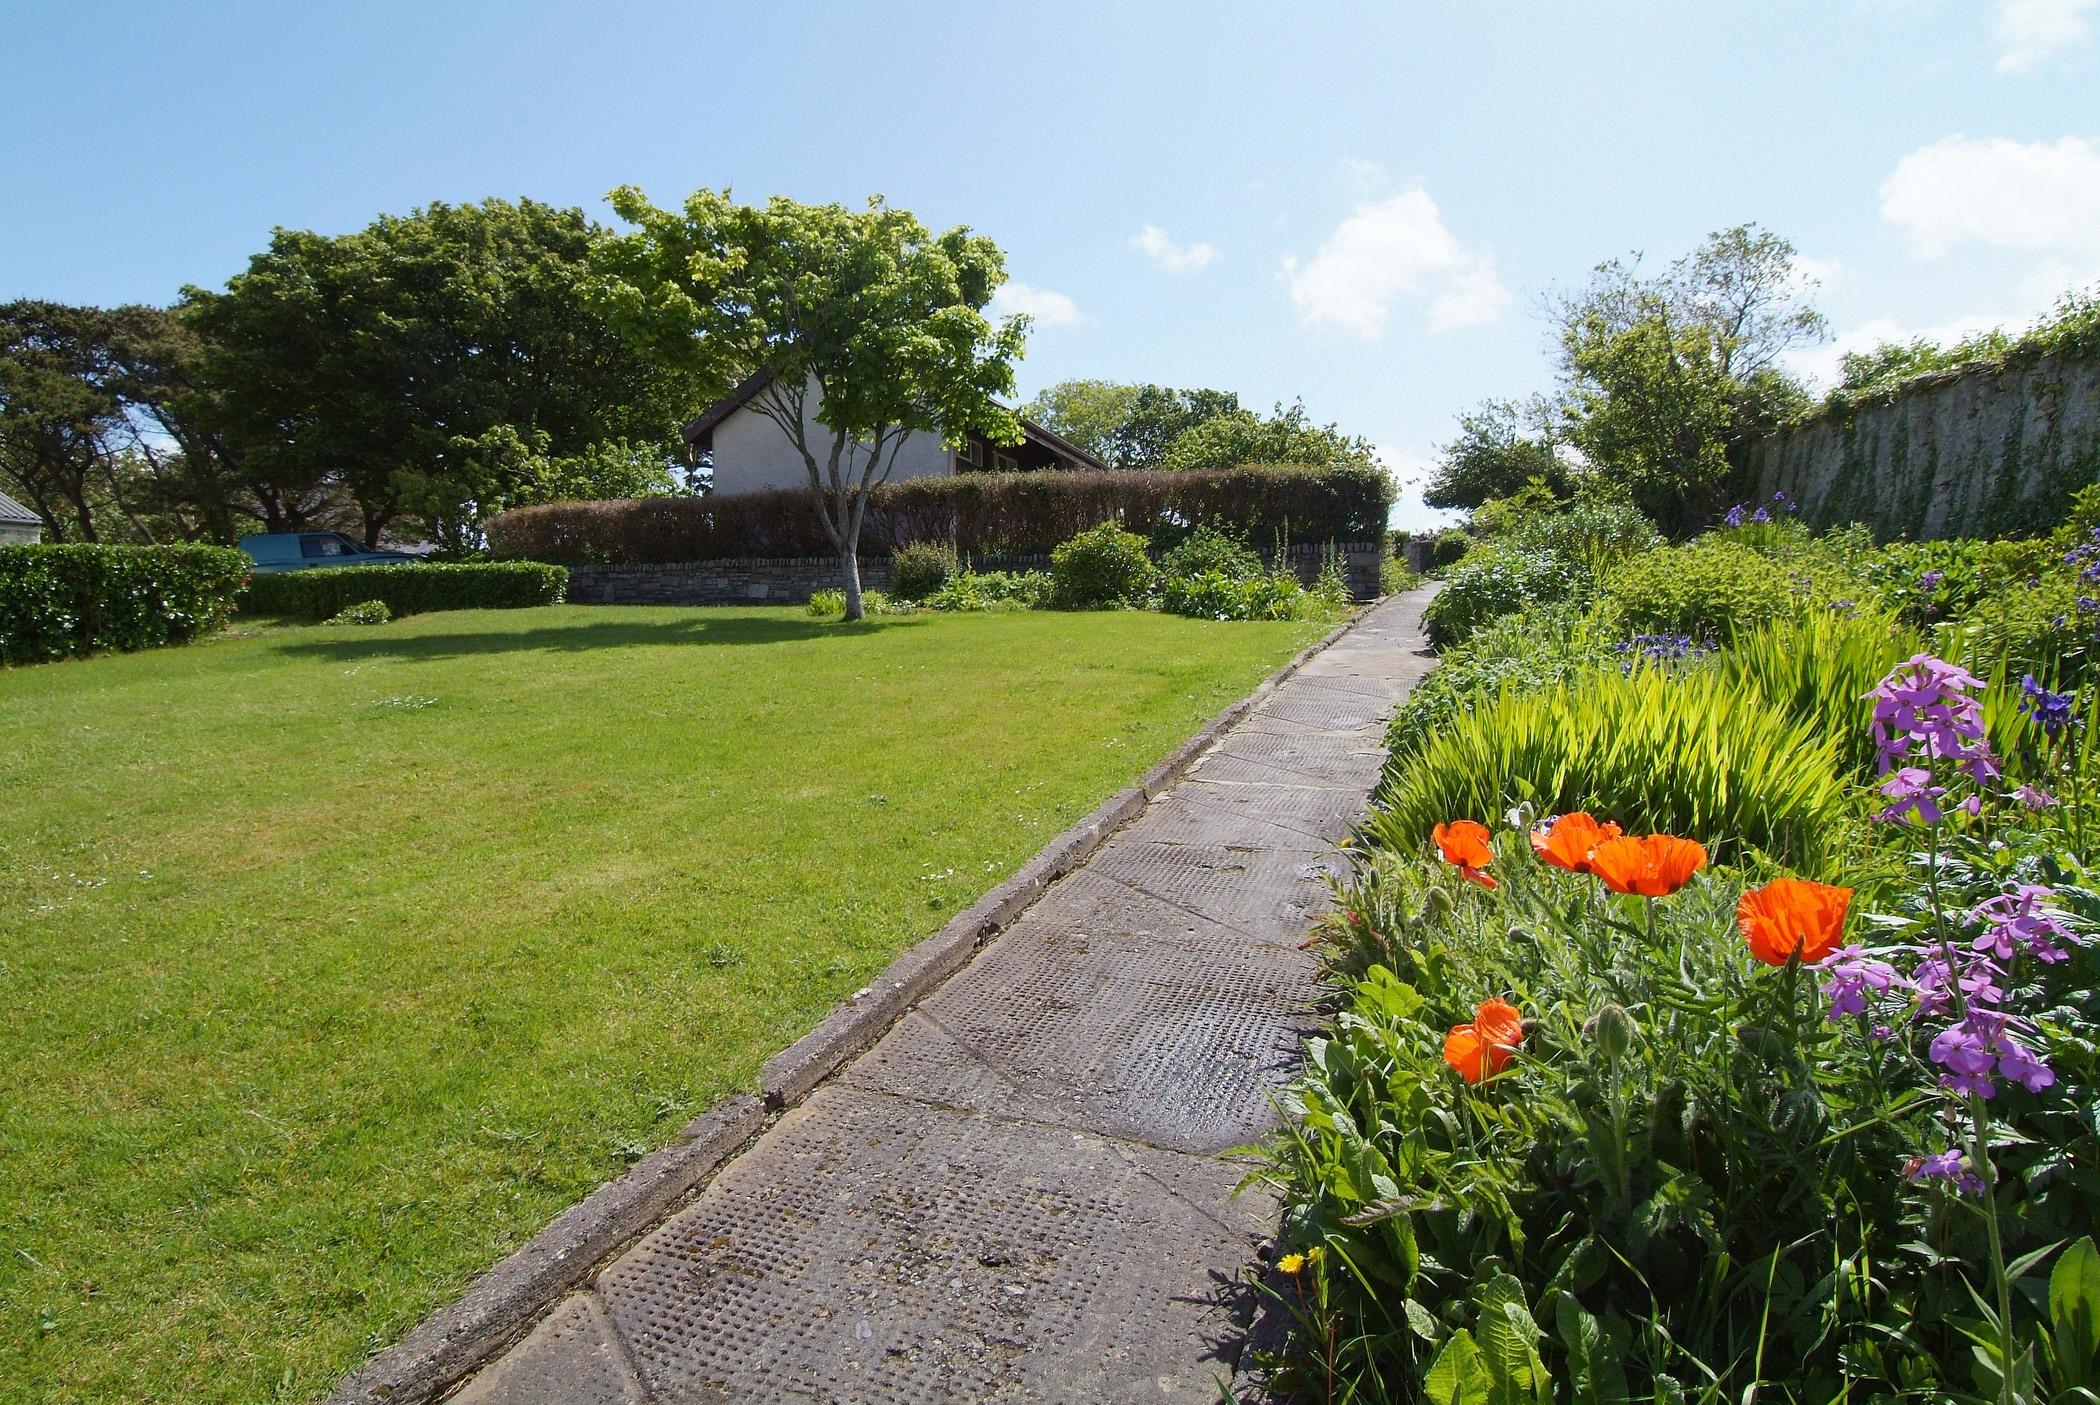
[1587,834,1707,897]
[1432,820,1497,889]
[1529,812,1623,874]
[1443,997,1525,1083]
[1737,876,1853,966]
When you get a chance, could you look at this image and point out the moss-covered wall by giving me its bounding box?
[1738,348,2100,539]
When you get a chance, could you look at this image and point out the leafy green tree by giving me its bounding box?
[184,198,692,547]
[1424,397,1567,510]
[0,300,127,540]
[1553,224,1825,529]
[593,188,1029,620]
[1160,400,1377,472]
[1021,379,1241,469]
[1019,379,1138,462]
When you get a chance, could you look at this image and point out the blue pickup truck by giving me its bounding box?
[238,532,418,573]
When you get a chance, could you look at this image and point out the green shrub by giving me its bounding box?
[805,589,845,618]
[1370,664,1853,873]
[0,543,250,666]
[1157,525,1261,585]
[1428,526,1472,569]
[1049,523,1156,609]
[1388,602,1619,757]
[924,569,1052,612]
[1161,568,1332,621]
[1946,574,2092,685]
[1503,495,1659,577]
[1421,546,1585,649]
[241,562,567,620]
[1379,556,1420,596]
[1861,537,2054,627]
[322,599,392,627]
[887,541,955,601]
[1600,538,1795,640]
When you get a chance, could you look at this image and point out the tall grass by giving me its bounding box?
[1372,664,1854,873]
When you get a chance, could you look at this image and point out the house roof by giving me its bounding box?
[0,491,40,527]
[679,370,1109,472]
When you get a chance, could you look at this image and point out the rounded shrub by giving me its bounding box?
[1429,527,1472,569]
[1600,539,1793,642]
[1158,526,1261,585]
[322,599,392,627]
[1049,523,1156,609]
[887,541,955,601]
[1421,546,1585,650]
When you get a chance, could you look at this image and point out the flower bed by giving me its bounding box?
[1255,492,2100,1402]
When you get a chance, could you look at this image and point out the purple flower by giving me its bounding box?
[1970,885,2075,964]
[1918,569,1945,591]
[1868,654,1997,785]
[1930,1022,2001,1097]
[2020,674,2077,739]
[1819,946,1903,1019]
[1997,1037,2056,1093]
[1724,503,1747,528]
[1908,1148,1985,1195]
[1751,507,1772,524]
[2013,783,2059,810]
[1876,766,1947,825]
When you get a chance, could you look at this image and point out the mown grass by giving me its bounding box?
[0,604,1325,1403]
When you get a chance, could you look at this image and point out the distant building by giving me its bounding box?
[0,491,42,545]
[682,370,1106,497]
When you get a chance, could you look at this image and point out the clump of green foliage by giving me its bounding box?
[321,599,392,627]
[0,543,251,665]
[1600,538,1798,641]
[1422,547,1588,649]
[887,541,956,601]
[1389,602,1620,757]
[1049,522,1157,609]
[1379,555,1421,596]
[240,561,568,620]
[1428,526,1472,569]
[1372,663,1853,872]
[923,569,1052,612]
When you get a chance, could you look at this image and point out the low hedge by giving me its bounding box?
[1,543,251,666]
[485,462,1395,564]
[241,562,569,619]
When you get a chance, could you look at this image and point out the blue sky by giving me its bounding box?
[6,1,2097,527]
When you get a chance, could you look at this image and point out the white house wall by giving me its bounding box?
[710,379,953,497]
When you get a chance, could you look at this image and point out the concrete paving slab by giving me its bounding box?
[449,1294,645,1405]
[1085,837,1346,937]
[595,1086,1267,1404]
[841,916,1320,1151]
[1112,786,1340,853]
[1244,687,1395,732]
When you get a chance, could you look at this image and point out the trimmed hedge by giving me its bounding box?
[485,462,1395,565]
[1,543,251,666]
[241,562,569,620]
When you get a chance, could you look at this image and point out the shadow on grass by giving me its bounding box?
[271,610,917,663]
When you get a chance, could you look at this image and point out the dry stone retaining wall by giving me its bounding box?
[1737,348,2100,540]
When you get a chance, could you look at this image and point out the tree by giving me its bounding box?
[1424,397,1567,510]
[0,301,126,540]
[1159,400,1377,472]
[184,198,693,547]
[594,187,1028,620]
[1021,379,1241,469]
[1551,224,1825,529]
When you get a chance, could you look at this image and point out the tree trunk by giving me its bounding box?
[839,534,865,621]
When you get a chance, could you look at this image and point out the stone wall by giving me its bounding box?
[1738,347,2100,540]
[567,543,1389,606]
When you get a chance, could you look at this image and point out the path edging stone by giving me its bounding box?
[323,604,1376,1405]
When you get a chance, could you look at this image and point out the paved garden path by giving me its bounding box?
[455,590,1436,1404]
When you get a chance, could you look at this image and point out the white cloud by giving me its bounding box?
[1378,445,1463,534]
[1281,190,1513,338]
[1790,253,1843,296]
[1129,224,1219,273]
[1992,0,2095,72]
[991,281,1082,327]
[1880,134,2100,259]
[1337,156,1387,195]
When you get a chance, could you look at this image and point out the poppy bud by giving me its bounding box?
[1584,1002,1636,1060]
[1421,887,1454,924]
[1506,925,1529,947]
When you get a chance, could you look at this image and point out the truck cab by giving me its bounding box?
[238,532,418,573]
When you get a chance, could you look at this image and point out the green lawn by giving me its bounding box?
[0,604,1325,1403]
